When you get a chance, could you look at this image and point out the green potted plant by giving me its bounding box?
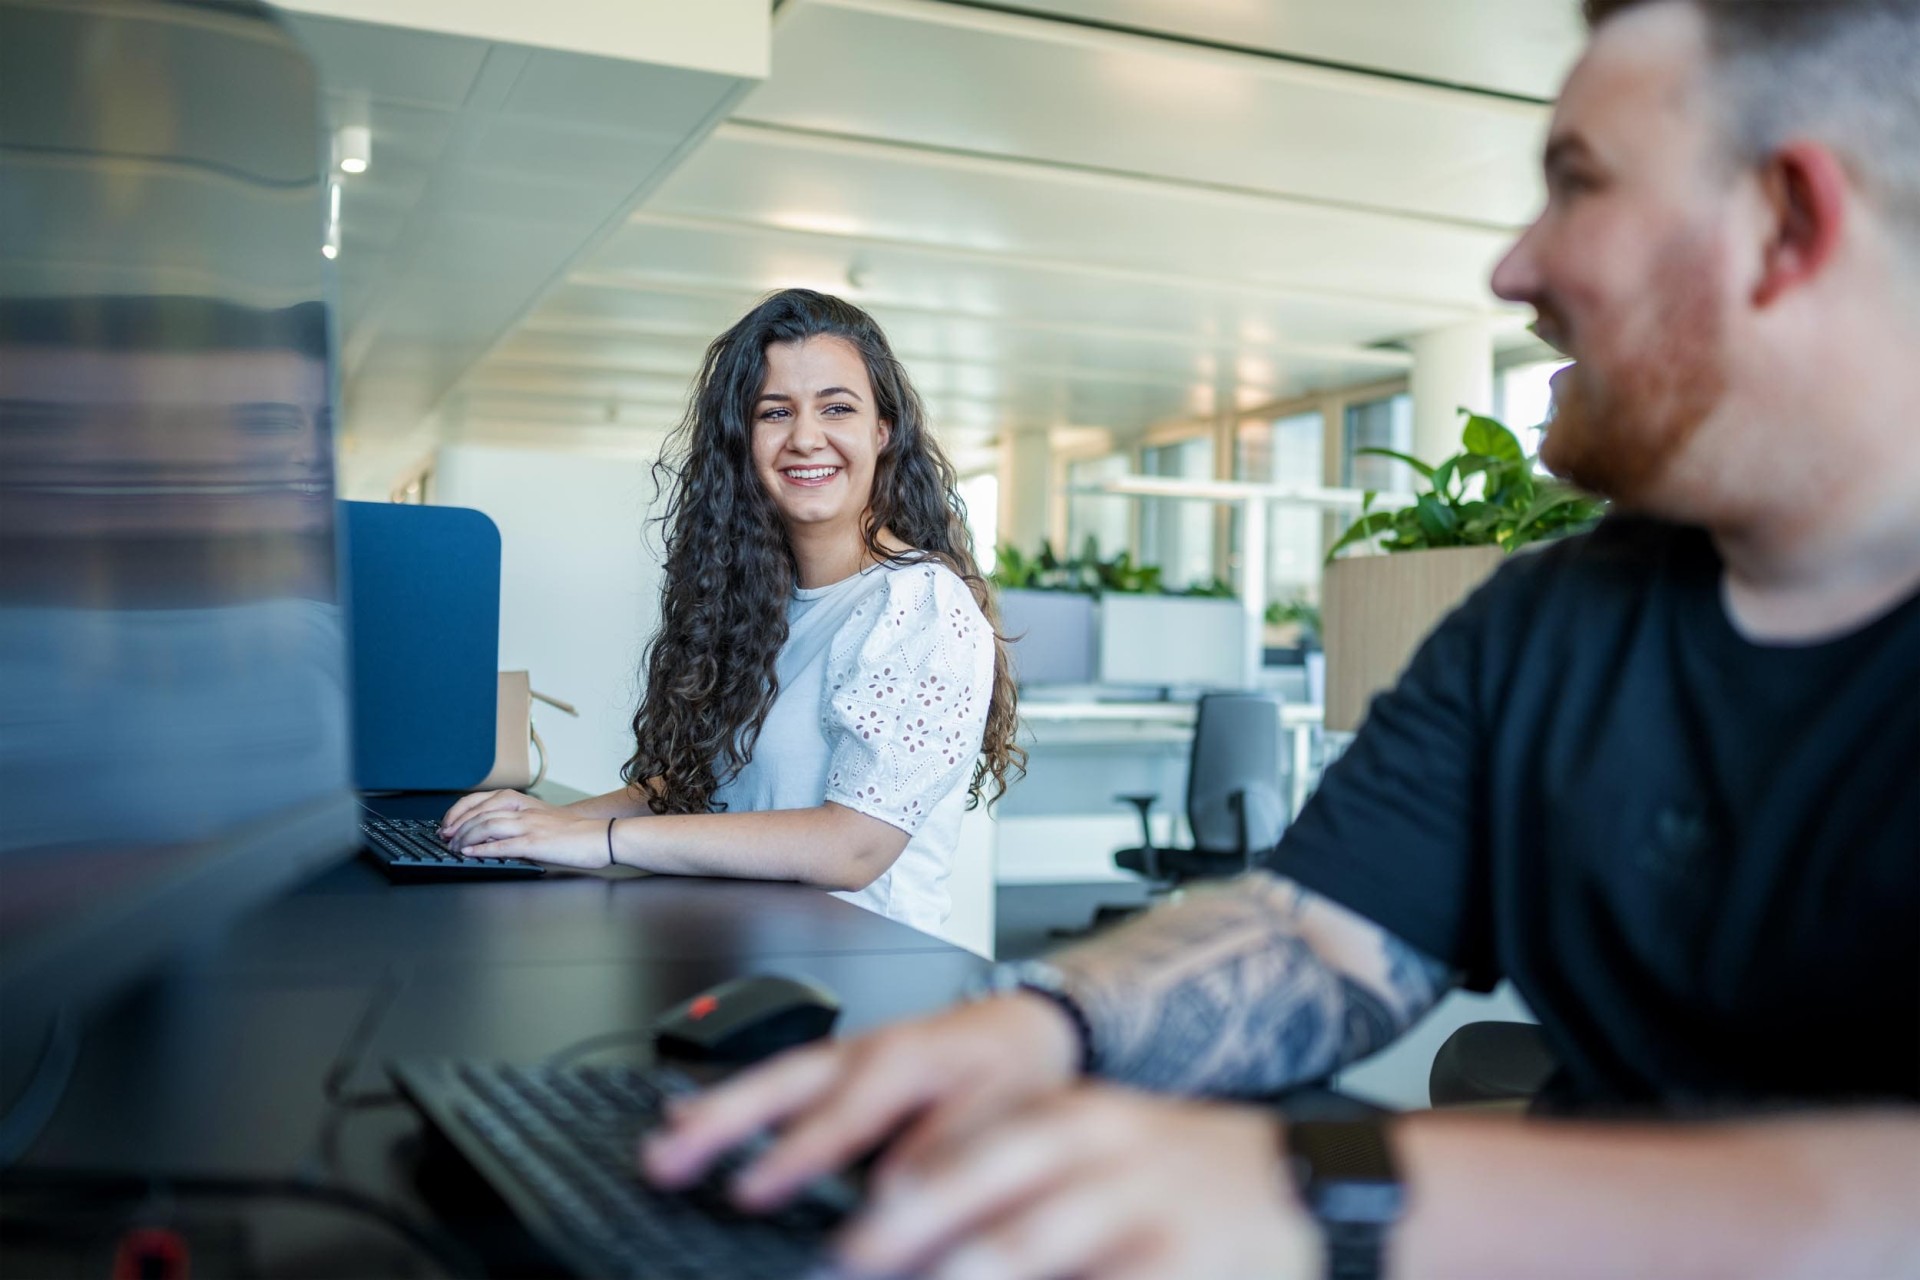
[1264,596,1323,650]
[1321,412,1605,730]
[1326,412,1604,559]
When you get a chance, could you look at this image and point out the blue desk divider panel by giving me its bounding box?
[340,501,500,792]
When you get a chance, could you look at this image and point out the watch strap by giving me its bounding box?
[1323,1220,1387,1280]
[1285,1119,1402,1280]
[965,960,1099,1074]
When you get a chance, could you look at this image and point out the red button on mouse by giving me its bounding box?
[654,974,841,1063]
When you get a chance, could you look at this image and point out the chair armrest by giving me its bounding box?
[1226,784,1288,868]
[1428,1021,1557,1108]
[1113,793,1158,853]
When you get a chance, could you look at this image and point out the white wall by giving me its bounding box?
[433,440,666,796]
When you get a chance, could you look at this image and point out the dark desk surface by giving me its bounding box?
[13,792,989,1275]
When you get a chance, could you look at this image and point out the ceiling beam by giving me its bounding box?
[549,273,1416,368]
[625,208,1487,318]
[714,118,1525,238]
[800,0,1554,118]
[489,332,1320,396]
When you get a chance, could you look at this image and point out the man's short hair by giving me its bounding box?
[1585,0,1920,245]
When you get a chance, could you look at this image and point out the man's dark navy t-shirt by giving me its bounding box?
[1268,517,1919,1111]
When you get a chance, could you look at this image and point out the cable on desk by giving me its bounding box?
[0,1011,79,1170]
[324,965,408,1109]
[0,1168,484,1279]
[307,966,412,1188]
[542,1027,659,1071]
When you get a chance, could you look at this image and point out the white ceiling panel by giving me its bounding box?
[586,219,1466,347]
[288,10,754,436]
[438,0,1568,457]
[1012,0,1582,101]
[651,124,1515,313]
[519,281,1407,382]
[737,1,1551,227]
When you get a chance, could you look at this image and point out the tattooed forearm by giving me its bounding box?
[1047,871,1452,1096]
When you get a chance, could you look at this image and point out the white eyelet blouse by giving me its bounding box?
[707,557,996,936]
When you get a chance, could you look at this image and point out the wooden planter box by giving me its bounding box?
[1322,545,1504,732]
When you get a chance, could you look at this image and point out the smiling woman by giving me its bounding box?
[440,289,1023,935]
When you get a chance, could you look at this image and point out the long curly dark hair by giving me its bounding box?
[623,288,1024,816]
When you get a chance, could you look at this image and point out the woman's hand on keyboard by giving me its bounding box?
[641,993,1084,1212]
[439,788,558,843]
[441,793,613,867]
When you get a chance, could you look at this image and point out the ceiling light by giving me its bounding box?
[322,178,342,260]
[334,124,371,176]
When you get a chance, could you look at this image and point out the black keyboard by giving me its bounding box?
[359,817,547,881]
[392,1059,853,1279]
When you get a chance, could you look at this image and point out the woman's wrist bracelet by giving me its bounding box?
[606,817,617,865]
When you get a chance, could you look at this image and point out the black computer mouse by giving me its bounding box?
[652,973,841,1064]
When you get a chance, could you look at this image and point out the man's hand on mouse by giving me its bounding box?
[838,1085,1318,1280]
[641,994,1084,1211]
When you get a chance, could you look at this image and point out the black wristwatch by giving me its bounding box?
[1285,1119,1404,1280]
[964,959,1099,1074]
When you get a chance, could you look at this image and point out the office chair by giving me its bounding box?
[1427,1021,1558,1107]
[1079,693,1290,931]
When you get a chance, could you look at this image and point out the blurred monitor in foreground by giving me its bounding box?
[0,0,357,1162]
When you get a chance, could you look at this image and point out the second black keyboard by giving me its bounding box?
[392,1059,853,1279]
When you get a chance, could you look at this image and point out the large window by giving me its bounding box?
[1235,410,1325,602]
[1496,358,1571,458]
[1138,436,1216,589]
[1064,453,1131,560]
[1341,392,1415,492]
[956,471,999,572]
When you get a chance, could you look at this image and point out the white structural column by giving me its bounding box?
[1237,496,1267,689]
[1409,319,1495,464]
[999,428,1053,554]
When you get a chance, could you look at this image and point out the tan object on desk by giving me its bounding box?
[1322,545,1503,733]
[478,670,579,791]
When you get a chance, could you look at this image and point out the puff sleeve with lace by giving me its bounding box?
[821,562,996,836]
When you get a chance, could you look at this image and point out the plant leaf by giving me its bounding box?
[1323,510,1400,562]
[1413,493,1459,544]
[1462,413,1524,462]
[1509,488,1593,543]
[1354,446,1435,480]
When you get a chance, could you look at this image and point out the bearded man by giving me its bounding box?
[644,2,1920,1275]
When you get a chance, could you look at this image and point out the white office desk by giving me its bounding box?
[1016,699,1324,820]
[996,699,1325,883]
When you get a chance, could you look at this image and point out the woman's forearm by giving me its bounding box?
[1392,1109,1920,1280]
[610,802,908,892]
[562,784,658,821]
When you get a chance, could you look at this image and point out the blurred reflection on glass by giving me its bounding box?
[0,0,352,956]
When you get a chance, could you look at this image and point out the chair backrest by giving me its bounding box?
[1185,692,1287,855]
